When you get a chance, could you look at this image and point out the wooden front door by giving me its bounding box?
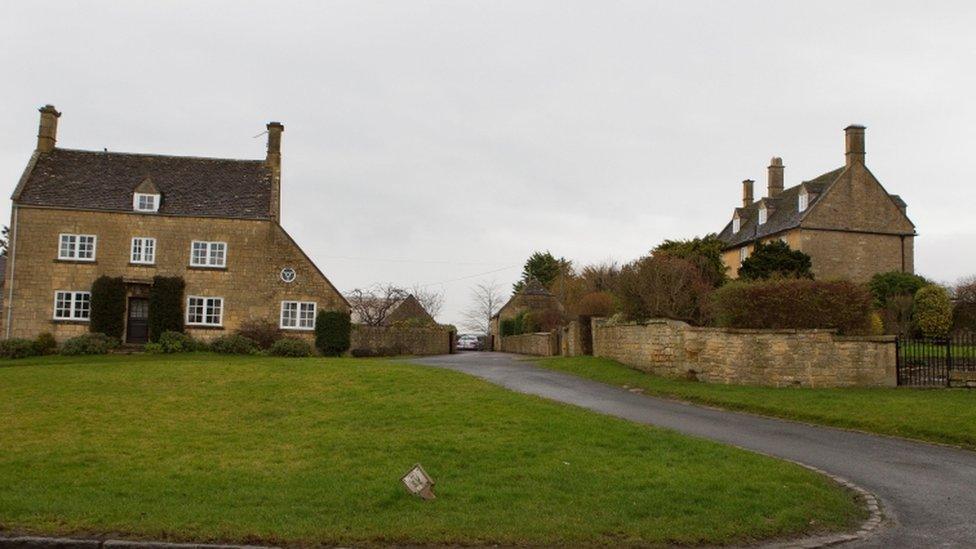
[126,298,149,344]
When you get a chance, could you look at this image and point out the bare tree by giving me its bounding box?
[462,280,504,336]
[411,284,445,321]
[346,284,408,326]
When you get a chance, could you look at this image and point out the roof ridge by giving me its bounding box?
[52,147,265,164]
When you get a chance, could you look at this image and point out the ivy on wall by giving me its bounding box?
[90,276,126,338]
[149,276,185,341]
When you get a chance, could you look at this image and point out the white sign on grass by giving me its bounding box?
[401,464,435,500]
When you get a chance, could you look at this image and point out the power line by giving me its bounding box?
[320,255,511,267]
[415,265,520,289]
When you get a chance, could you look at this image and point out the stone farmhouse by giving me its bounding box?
[3,105,348,344]
[717,125,916,281]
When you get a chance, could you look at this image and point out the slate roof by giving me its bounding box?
[14,148,273,220]
[717,167,845,248]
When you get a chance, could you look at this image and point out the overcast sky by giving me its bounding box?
[2,1,975,328]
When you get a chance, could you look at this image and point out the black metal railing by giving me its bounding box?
[897,332,976,387]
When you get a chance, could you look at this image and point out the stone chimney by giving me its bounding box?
[36,105,61,153]
[742,179,754,207]
[845,124,865,167]
[266,122,284,222]
[767,157,784,197]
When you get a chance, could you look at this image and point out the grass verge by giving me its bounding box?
[0,353,863,546]
[537,356,976,450]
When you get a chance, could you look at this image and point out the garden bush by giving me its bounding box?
[148,276,185,341]
[236,320,280,350]
[868,271,928,308]
[0,338,41,359]
[500,318,519,336]
[524,307,563,332]
[33,333,57,355]
[156,331,200,353]
[616,255,713,325]
[61,333,119,356]
[953,276,976,334]
[90,276,126,339]
[351,347,396,358]
[315,310,351,356]
[711,278,873,335]
[269,338,313,357]
[210,334,258,355]
[914,285,953,338]
[738,240,813,281]
[576,291,616,317]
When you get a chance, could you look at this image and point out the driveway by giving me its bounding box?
[413,352,976,548]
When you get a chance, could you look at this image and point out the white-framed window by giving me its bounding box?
[58,234,97,261]
[280,301,316,330]
[190,241,227,268]
[186,296,223,327]
[739,246,750,263]
[758,206,767,225]
[798,190,809,212]
[732,216,741,234]
[131,237,156,265]
[133,193,160,212]
[53,291,91,321]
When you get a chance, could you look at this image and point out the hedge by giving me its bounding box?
[711,278,873,335]
[914,285,953,338]
[315,310,351,356]
[149,276,185,341]
[90,276,126,339]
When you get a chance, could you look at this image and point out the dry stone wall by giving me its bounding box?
[501,332,558,356]
[593,318,896,388]
[351,325,453,356]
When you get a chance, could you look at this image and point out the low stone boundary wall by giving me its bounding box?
[501,332,558,356]
[560,320,582,357]
[593,318,896,388]
[351,325,453,356]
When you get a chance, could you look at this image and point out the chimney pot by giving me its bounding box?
[845,124,865,167]
[36,104,61,153]
[767,156,784,197]
[742,179,754,207]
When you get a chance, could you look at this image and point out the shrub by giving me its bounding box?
[738,240,813,281]
[156,331,199,353]
[615,255,713,325]
[315,310,351,356]
[953,276,976,334]
[652,234,728,287]
[148,276,185,341]
[61,333,119,355]
[500,318,519,336]
[524,307,563,332]
[868,271,928,308]
[236,319,280,350]
[144,342,164,353]
[0,338,41,359]
[351,347,396,358]
[33,333,57,355]
[210,334,258,355]
[711,278,873,335]
[576,291,616,317]
[269,338,313,357]
[914,285,953,338]
[90,276,126,339]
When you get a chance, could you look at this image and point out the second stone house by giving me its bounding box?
[716,125,916,281]
[4,105,348,343]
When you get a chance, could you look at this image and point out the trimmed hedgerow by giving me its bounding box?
[269,338,313,357]
[149,276,185,341]
[0,338,41,359]
[90,276,126,339]
[711,278,873,335]
[315,310,351,356]
[61,333,120,356]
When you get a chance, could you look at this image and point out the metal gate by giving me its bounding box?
[897,333,976,387]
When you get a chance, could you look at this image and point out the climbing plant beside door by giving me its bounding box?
[90,276,126,339]
[148,276,186,341]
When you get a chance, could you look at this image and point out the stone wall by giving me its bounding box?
[593,318,896,388]
[4,206,348,342]
[501,332,558,357]
[351,324,453,356]
[560,320,581,357]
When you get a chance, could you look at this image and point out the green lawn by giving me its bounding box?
[0,354,862,547]
[537,356,976,450]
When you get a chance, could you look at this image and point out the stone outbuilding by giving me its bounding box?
[489,279,564,351]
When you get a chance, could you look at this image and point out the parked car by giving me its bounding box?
[456,334,482,351]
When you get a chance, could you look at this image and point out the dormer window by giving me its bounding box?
[758,205,767,225]
[732,216,741,234]
[133,193,160,212]
[798,189,809,212]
